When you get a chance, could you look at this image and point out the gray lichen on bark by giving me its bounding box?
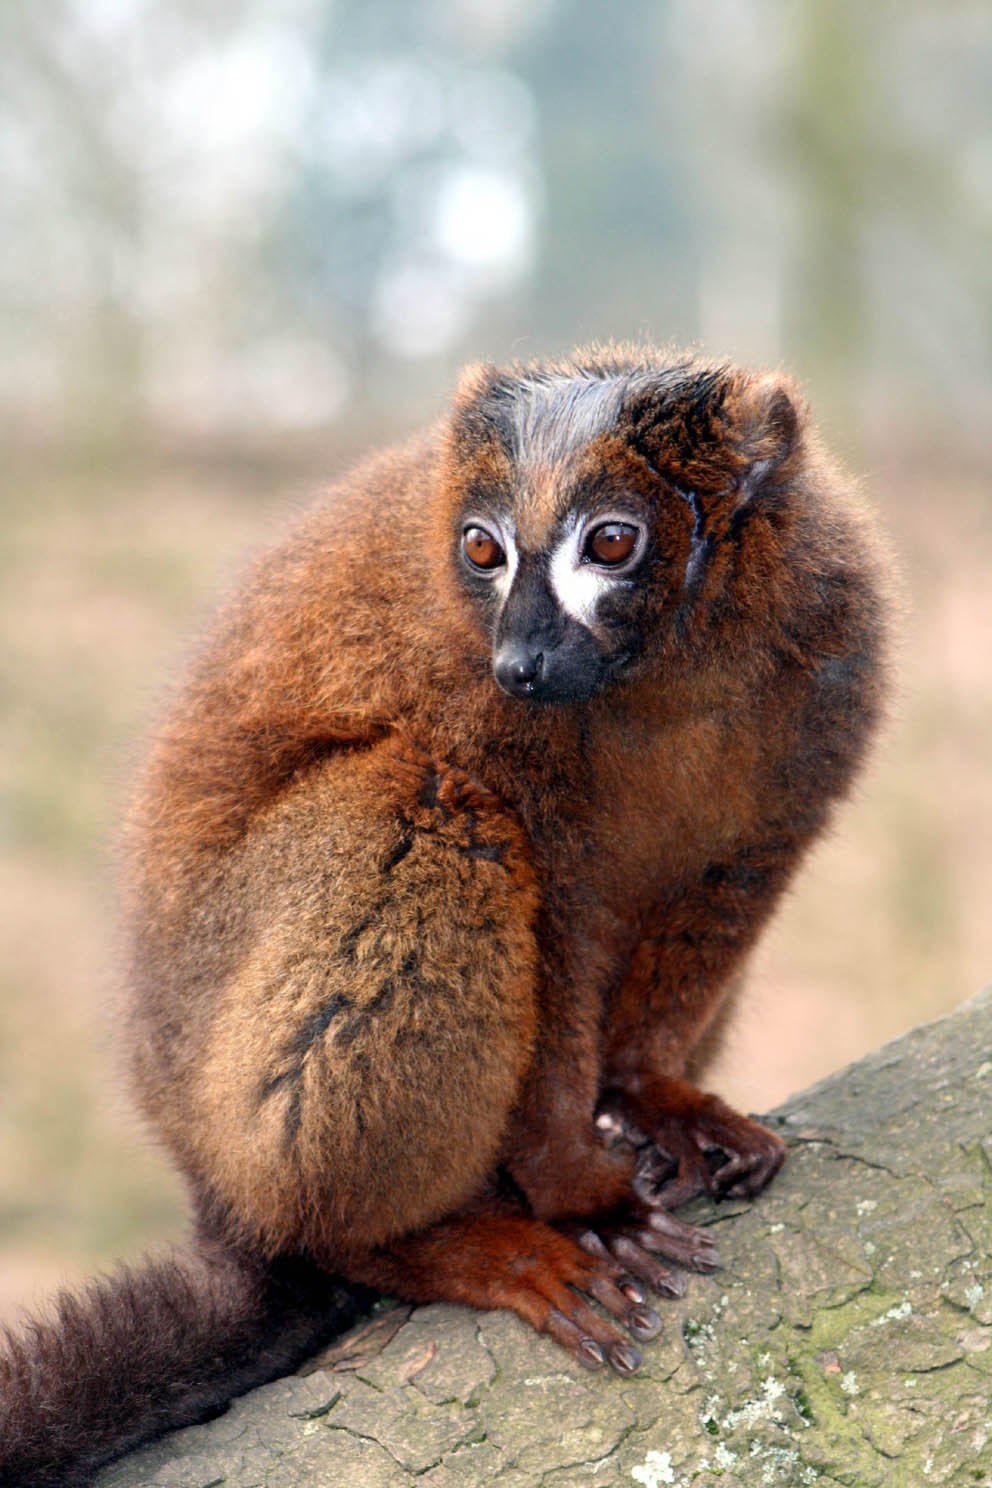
[100,985,992,1488]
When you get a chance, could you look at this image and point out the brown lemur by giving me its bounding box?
[0,346,889,1486]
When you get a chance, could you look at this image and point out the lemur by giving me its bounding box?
[0,346,889,1486]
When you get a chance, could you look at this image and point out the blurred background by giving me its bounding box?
[1,0,990,1313]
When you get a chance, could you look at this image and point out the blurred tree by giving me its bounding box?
[784,1,870,392]
[0,3,146,445]
[508,0,698,350]
[0,0,989,446]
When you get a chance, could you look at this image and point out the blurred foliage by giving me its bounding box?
[1,0,989,447]
[1,0,990,1307]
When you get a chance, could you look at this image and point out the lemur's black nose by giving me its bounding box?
[494,643,543,697]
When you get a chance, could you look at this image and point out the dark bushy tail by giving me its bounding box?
[0,1243,371,1487]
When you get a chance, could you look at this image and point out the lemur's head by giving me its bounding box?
[441,347,804,704]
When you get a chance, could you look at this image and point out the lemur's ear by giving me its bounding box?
[732,373,804,497]
[453,361,499,404]
[448,360,520,444]
[445,361,505,457]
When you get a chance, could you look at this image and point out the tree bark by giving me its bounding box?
[100,985,992,1487]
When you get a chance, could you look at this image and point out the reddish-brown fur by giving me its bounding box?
[0,346,889,1485]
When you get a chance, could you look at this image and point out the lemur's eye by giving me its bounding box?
[463,525,505,571]
[584,521,640,566]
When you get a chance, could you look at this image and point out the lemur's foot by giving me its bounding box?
[596,1078,787,1210]
[348,1212,663,1376]
[561,1204,719,1287]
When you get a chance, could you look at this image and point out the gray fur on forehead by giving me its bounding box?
[506,374,632,465]
[476,354,705,467]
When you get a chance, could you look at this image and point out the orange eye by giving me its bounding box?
[463,526,505,571]
[585,522,639,566]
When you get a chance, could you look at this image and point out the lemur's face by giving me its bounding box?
[458,495,651,703]
[449,368,712,704]
[447,358,798,705]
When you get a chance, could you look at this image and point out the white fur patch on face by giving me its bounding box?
[548,516,623,630]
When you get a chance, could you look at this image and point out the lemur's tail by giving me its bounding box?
[0,1242,370,1487]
